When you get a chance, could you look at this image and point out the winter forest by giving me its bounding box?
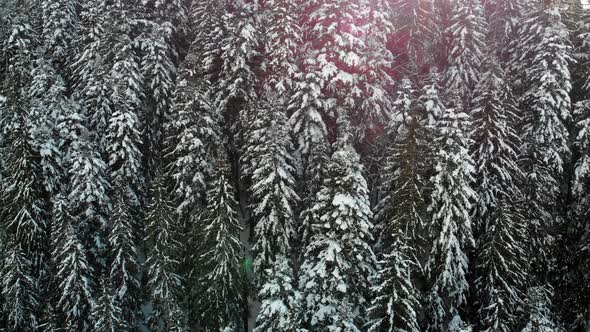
[2,0,590,331]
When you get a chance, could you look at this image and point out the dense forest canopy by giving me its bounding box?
[1,0,590,331]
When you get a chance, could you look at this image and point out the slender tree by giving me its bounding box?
[299,116,376,330]
[195,159,244,331]
[471,60,528,332]
[424,87,476,331]
[144,171,186,332]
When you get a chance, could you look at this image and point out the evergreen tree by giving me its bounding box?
[424,91,476,331]
[107,2,145,208]
[167,40,219,219]
[63,112,111,275]
[299,0,394,138]
[375,78,427,250]
[512,3,573,281]
[288,70,329,251]
[521,286,561,332]
[368,222,420,332]
[242,94,299,276]
[299,119,376,330]
[92,285,125,332]
[107,189,140,327]
[242,94,300,330]
[388,0,434,77]
[28,59,66,196]
[1,238,39,331]
[195,159,244,331]
[443,0,486,104]
[144,171,185,332]
[72,0,113,150]
[261,0,301,92]
[55,222,95,331]
[471,60,528,332]
[140,22,177,175]
[368,80,422,332]
[2,109,48,276]
[254,255,303,332]
[213,1,259,151]
[41,0,77,72]
[485,0,528,60]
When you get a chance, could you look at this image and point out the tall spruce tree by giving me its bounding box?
[107,188,140,328]
[471,60,528,332]
[242,94,301,330]
[388,0,434,77]
[423,84,476,331]
[512,3,573,282]
[60,110,111,276]
[72,0,113,150]
[41,0,77,73]
[54,214,95,331]
[368,79,422,332]
[144,171,185,332]
[299,116,376,330]
[195,158,244,331]
[1,238,39,331]
[92,285,125,332]
[443,0,486,105]
[107,1,145,208]
[242,94,298,276]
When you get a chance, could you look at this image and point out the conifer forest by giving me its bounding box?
[3,0,590,331]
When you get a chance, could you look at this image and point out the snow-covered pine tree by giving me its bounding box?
[92,285,125,332]
[165,30,222,326]
[368,79,422,332]
[368,209,420,332]
[374,78,427,250]
[141,0,190,58]
[106,42,144,208]
[242,94,298,277]
[521,286,561,332]
[424,86,476,331]
[443,0,486,105]
[2,107,48,278]
[299,0,394,139]
[368,228,420,332]
[471,59,523,234]
[471,59,528,332]
[388,0,434,77]
[195,158,244,331]
[139,22,177,176]
[569,66,590,332]
[1,238,39,331]
[41,0,77,73]
[241,93,301,330]
[1,8,48,284]
[144,170,185,332]
[253,254,303,331]
[356,0,396,139]
[54,217,95,331]
[59,108,111,277]
[299,115,376,330]
[72,0,113,151]
[512,2,573,281]
[27,59,68,196]
[288,69,329,250]
[107,188,140,327]
[485,0,528,60]
[213,0,259,151]
[260,0,301,93]
[106,0,145,208]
